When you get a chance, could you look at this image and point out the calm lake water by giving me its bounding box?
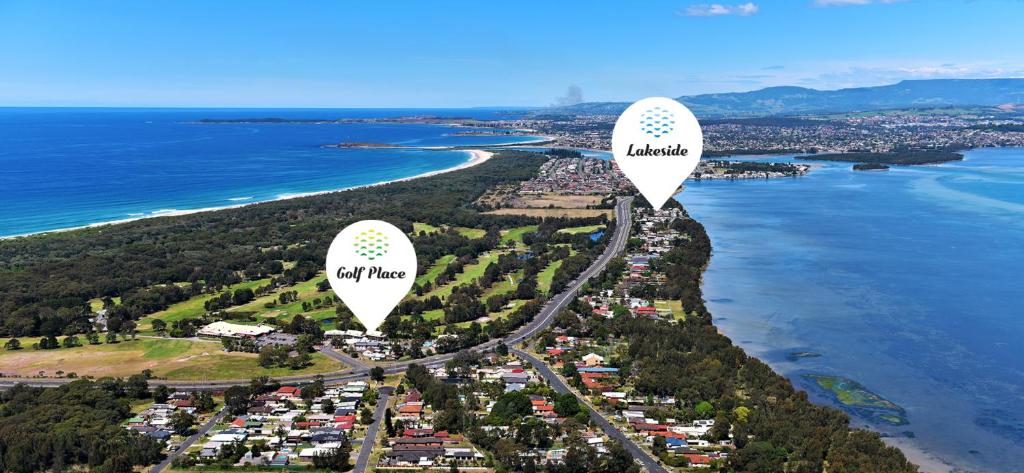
[0,108,542,237]
[678,148,1024,473]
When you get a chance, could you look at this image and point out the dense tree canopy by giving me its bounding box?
[0,379,165,473]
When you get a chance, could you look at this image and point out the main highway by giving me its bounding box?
[0,196,633,391]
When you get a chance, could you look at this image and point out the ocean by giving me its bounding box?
[0,108,543,237]
[678,148,1024,473]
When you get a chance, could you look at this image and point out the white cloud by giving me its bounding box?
[683,2,759,16]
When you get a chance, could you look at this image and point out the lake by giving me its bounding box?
[678,148,1024,473]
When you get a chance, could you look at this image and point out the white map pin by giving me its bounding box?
[612,97,703,209]
[326,220,416,333]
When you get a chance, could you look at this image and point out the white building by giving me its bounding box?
[198,321,275,338]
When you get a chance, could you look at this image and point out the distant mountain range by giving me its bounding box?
[547,79,1024,118]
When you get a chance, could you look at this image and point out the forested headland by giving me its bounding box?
[0,151,549,337]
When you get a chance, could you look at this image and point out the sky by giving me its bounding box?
[1,0,1022,108]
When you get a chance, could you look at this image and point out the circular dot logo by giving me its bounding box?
[639,107,676,138]
[352,229,390,260]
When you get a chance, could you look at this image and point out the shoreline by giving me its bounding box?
[882,437,957,473]
[1,149,493,240]
[690,153,1000,473]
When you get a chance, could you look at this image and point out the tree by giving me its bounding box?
[225,385,251,415]
[4,338,20,350]
[170,410,196,435]
[38,335,58,349]
[258,345,279,368]
[153,385,171,403]
[733,405,751,423]
[384,408,396,437]
[0,380,165,472]
[105,331,117,344]
[602,440,640,473]
[322,398,336,414]
[489,391,533,422]
[192,391,216,412]
[449,460,459,473]
[360,407,374,425]
[652,435,667,457]
[370,366,385,382]
[124,374,150,399]
[495,341,509,356]
[62,335,80,348]
[151,319,167,334]
[554,393,581,418]
[311,438,352,471]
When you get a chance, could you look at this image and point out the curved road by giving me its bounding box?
[0,197,633,391]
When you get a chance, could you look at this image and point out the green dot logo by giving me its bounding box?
[352,229,390,260]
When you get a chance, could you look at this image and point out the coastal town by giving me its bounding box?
[100,151,816,472]
[142,185,748,472]
[0,144,917,473]
[447,106,1024,157]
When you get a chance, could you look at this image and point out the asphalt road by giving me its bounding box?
[320,345,371,371]
[513,348,669,473]
[353,386,393,473]
[151,406,229,473]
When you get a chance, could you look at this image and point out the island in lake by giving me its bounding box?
[853,162,891,171]
[800,149,963,165]
[805,374,909,426]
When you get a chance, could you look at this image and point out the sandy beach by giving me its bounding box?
[883,437,959,473]
[2,149,493,240]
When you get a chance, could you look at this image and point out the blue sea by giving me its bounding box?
[678,148,1024,473]
[0,108,543,237]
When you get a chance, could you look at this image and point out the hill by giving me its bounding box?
[545,78,1024,117]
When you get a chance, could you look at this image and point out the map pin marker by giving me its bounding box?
[612,97,703,209]
[326,220,417,333]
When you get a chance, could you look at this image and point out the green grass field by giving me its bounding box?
[654,299,685,320]
[454,227,486,239]
[482,270,523,299]
[500,225,538,247]
[556,224,605,235]
[537,259,564,294]
[412,222,441,235]
[0,337,343,380]
[444,300,523,332]
[421,309,445,321]
[88,296,121,312]
[416,254,456,286]
[226,274,329,322]
[137,278,272,332]
[418,251,502,300]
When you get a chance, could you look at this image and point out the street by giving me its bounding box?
[513,348,669,473]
